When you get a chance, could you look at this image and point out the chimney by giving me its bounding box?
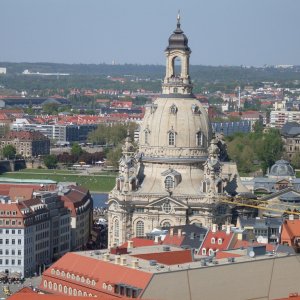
[127,240,133,249]
[170,228,174,236]
[114,255,121,265]
[103,253,110,262]
[289,214,294,221]
[154,235,161,244]
[131,260,139,269]
[120,257,127,266]
[212,224,217,233]
[178,229,182,236]
[226,225,231,235]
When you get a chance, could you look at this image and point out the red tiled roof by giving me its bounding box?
[120,238,157,249]
[162,235,185,247]
[5,130,48,140]
[281,220,300,241]
[132,249,193,266]
[232,240,276,252]
[41,252,152,294]
[8,287,123,300]
[215,251,242,259]
[9,187,34,201]
[200,230,234,254]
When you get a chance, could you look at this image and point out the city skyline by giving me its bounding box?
[1,0,300,66]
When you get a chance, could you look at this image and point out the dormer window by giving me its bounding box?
[168,130,176,146]
[169,104,178,114]
[144,127,150,144]
[192,104,200,114]
[165,176,174,189]
[196,131,203,147]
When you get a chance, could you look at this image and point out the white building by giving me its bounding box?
[0,68,7,75]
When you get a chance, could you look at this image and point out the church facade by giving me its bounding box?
[107,17,248,247]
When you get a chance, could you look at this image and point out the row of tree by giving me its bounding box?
[226,128,283,174]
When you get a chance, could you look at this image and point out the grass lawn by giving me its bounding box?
[15,168,79,174]
[0,172,116,192]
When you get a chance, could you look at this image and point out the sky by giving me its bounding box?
[1,0,300,66]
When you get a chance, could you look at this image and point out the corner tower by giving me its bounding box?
[162,14,193,95]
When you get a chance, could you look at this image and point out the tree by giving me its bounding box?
[43,155,58,169]
[2,145,16,159]
[291,152,300,169]
[71,143,83,157]
[107,145,122,168]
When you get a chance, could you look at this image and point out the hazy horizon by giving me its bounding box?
[1,0,300,66]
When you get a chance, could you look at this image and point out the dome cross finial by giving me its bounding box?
[177,10,181,27]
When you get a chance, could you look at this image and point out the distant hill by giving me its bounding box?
[1,62,300,83]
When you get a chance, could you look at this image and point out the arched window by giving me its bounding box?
[78,291,82,296]
[196,131,203,147]
[217,181,222,194]
[168,132,175,146]
[73,289,77,296]
[53,283,57,291]
[114,219,120,244]
[162,221,171,227]
[136,220,144,237]
[48,282,52,289]
[211,237,215,244]
[202,248,206,255]
[209,249,214,256]
[64,286,68,294]
[69,287,73,295]
[59,284,62,292]
[165,176,174,189]
[218,238,223,245]
[172,56,182,77]
[43,280,47,288]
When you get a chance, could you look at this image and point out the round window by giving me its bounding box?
[162,202,171,214]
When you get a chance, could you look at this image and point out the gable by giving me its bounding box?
[145,196,188,209]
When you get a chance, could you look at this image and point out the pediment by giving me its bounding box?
[145,196,188,209]
[275,179,290,184]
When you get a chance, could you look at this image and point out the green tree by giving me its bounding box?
[43,155,58,169]
[2,145,16,159]
[106,145,122,168]
[291,152,300,169]
[71,143,83,157]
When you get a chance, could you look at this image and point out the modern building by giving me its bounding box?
[107,17,248,247]
[212,120,252,136]
[270,110,300,128]
[0,131,50,158]
[12,122,97,143]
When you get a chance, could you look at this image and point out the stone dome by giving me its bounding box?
[268,159,295,177]
[139,96,212,163]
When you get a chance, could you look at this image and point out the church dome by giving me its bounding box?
[269,159,295,177]
[139,96,211,162]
